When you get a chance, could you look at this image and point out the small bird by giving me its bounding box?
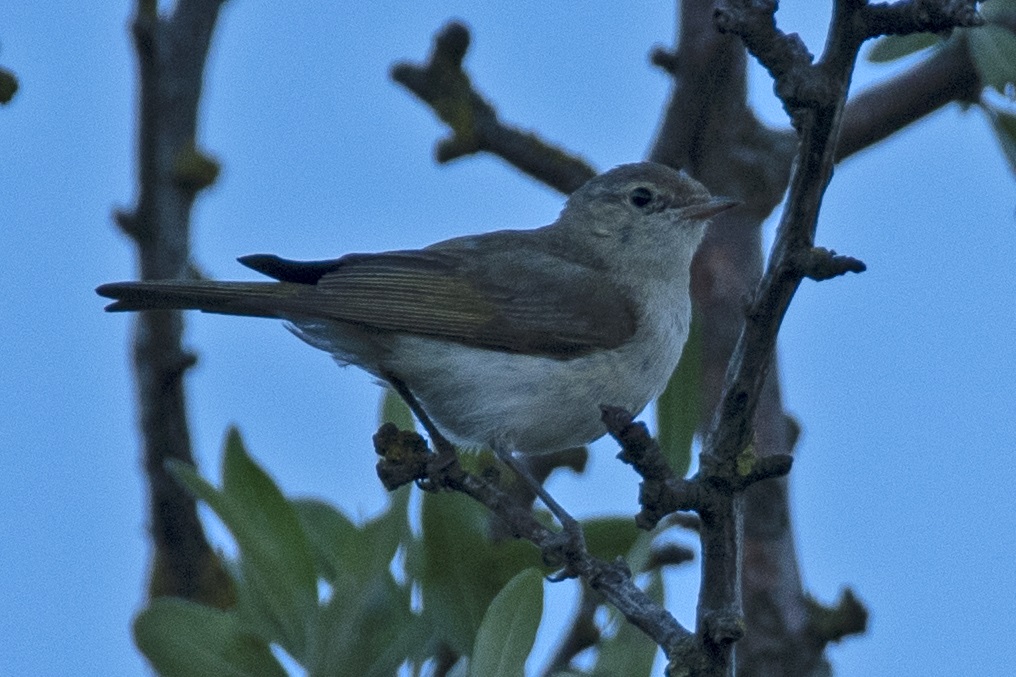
[98,162,734,508]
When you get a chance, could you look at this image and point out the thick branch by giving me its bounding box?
[672,1,977,673]
[703,0,860,508]
[121,0,230,606]
[634,1,984,674]
[837,33,980,159]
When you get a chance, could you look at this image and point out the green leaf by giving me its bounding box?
[968,24,1016,94]
[291,498,362,583]
[469,569,544,677]
[419,492,542,655]
[168,428,318,658]
[447,659,470,677]
[866,32,940,63]
[134,598,286,677]
[984,106,1016,175]
[360,482,413,574]
[293,486,411,585]
[310,572,425,677]
[592,572,663,677]
[420,492,497,654]
[380,386,416,430]
[981,0,1016,24]
[656,315,702,477]
[582,516,642,564]
[622,530,658,577]
[293,491,424,675]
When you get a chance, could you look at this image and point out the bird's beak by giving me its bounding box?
[683,197,739,220]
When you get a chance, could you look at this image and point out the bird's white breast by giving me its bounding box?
[380,283,690,454]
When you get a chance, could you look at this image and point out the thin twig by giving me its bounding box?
[391,21,595,194]
[373,418,704,666]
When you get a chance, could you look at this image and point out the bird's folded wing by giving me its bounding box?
[246,249,638,359]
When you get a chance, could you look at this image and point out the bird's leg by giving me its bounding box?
[492,443,585,556]
[383,371,585,570]
[382,373,457,473]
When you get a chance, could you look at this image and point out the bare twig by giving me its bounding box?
[374,374,708,664]
[806,588,869,643]
[391,21,595,194]
[861,0,982,37]
[0,66,17,104]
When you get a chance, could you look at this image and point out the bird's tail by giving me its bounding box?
[96,280,298,318]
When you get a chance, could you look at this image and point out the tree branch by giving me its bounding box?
[393,3,983,673]
[685,1,979,672]
[708,0,980,473]
[860,0,983,38]
[837,33,981,160]
[119,0,230,606]
[391,21,595,194]
[373,421,710,668]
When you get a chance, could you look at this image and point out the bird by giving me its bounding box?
[98,162,734,524]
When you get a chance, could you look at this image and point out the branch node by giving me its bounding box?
[713,1,815,82]
[714,0,839,121]
[806,587,869,644]
[0,66,19,105]
[390,21,494,165]
[160,351,198,389]
[636,478,702,529]
[436,134,480,163]
[650,45,679,76]
[114,208,141,240]
[373,422,431,491]
[131,9,156,59]
[601,405,674,482]
[173,144,221,193]
[795,246,867,281]
[435,20,470,67]
[700,440,792,493]
[739,453,793,489]
[701,607,746,647]
[392,21,595,194]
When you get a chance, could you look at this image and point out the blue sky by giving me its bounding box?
[3,2,1014,675]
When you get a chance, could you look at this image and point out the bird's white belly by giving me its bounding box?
[384,310,687,453]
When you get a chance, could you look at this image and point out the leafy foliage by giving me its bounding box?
[469,568,544,677]
[135,427,687,676]
[866,32,940,63]
[656,316,703,477]
[135,598,287,677]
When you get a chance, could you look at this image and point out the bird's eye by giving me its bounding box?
[629,187,653,208]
